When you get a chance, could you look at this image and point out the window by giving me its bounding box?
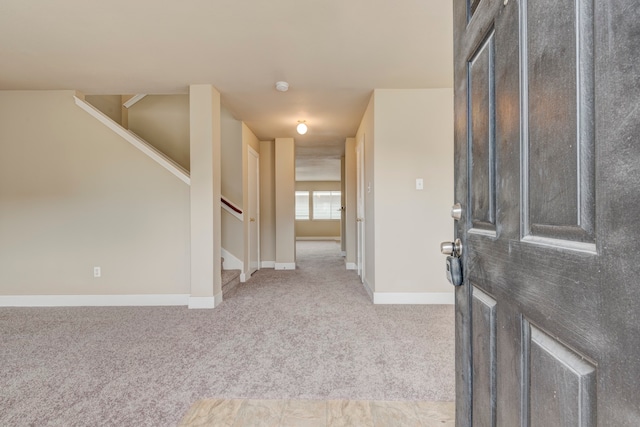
[295,191,310,220]
[313,191,341,220]
[296,190,342,220]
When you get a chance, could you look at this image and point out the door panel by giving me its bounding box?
[523,0,595,244]
[468,30,497,234]
[525,321,597,427]
[470,286,497,427]
[453,0,640,425]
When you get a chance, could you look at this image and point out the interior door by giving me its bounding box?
[356,135,365,281]
[452,0,640,425]
[248,147,259,275]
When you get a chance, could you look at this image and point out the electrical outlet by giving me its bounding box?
[416,178,424,190]
[93,266,101,278]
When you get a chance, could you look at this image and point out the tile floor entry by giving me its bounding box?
[179,398,455,426]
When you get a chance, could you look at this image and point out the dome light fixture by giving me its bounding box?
[275,81,289,92]
[296,121,308,135]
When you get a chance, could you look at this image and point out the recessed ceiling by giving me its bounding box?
[296,158,341,182]
[0,0,453,179]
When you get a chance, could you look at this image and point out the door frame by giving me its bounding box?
[247,146,260,277]
[356,134,365,282]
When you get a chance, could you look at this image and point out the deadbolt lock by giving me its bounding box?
[451,203,462,221]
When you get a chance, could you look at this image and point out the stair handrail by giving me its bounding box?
[123,94,147,109]
[221,196,243,221]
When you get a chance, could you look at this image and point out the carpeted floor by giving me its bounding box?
[0,241,454,426]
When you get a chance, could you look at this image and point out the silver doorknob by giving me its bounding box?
[451,203,462,220]
[440,238,463,257]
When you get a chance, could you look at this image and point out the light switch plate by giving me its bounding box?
[416,178,424,190]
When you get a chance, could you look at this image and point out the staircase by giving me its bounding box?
[77,94,245,299]
[74,95,190,184]
[221,258,241,296]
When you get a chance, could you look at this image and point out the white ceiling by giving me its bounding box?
[0,0,453,180]
[295,158,342,182]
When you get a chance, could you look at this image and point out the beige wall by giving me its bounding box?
[0,90,190,295]
[241,123,260,274]
[295,221,340,239]
[85,95,123,125]
[259,140,276,265]
[217,121,261,271]
[294,181,341,239]
[356,95,375,290]
[221,209,243,258]
[275,138,295,268]
[121,95,131,128]
[242,123,260,154]
[373,89,454,294]
[217,106,244,265]
[354,89,454,297]
[127,95,190,171]
[221,106,243,206]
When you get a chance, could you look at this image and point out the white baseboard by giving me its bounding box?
[188,296,217,309]
[295,237,340,241]
[221,248,244,271]
[373,292,454,305]
[0,294,190,307]
[261,261,275,268]
[274,262,296,270]
[346,262,357,270]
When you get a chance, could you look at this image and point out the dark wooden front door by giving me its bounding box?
[453,0,640,425]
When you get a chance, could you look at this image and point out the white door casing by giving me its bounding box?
[356,134,365,283]
[248,147,260,276]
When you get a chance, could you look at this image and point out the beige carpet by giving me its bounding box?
[0,241,454,426]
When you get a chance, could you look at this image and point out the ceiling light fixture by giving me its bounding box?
[296,121,308,135]
[275,81,289,92]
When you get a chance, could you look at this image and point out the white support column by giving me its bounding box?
[274,138,296,269]
[259,141,276,267]
[189,84,222,308]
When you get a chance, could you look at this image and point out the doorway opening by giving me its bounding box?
[294,156,343,261]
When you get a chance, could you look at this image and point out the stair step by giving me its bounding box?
[222,269,241,296]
